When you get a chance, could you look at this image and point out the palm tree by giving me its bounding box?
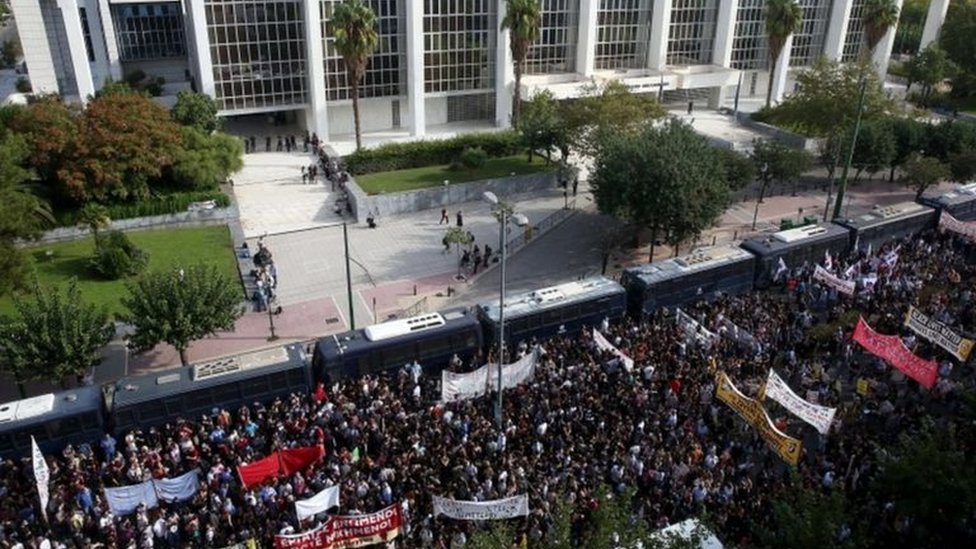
[764,0,803,108]
[501,0,543,128]
[79,202,110,241]
[332,0,378,151]
[863,0,901,57]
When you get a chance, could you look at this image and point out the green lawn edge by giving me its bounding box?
[0,225,240,318]
[355,155,554,195]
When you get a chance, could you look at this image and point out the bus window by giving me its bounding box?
[213,383,241,405]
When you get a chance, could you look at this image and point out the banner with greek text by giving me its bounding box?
[274,504,402,549]
[104,481,159,515]
[715,372,802,465]
[675,308,719,348]
[593,329,634,371]
[295,485,340,522]
[499,350,538,390]
[441,351,538,402]
[31,437,49,520]
[432,495,530,520]
[904,306,974,362]
[939,211,976,240]
[715,315,756,349]
[813,265,855,295]
[763,370,836,435]
[854,317,938,388]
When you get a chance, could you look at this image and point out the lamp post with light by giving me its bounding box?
[483,191,529,429]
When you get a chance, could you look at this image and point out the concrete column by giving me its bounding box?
[871,0,904,76]
[770,34,794,104]
[405,0,425,136]
[495,0,514,128]
[303,0,329,139]
[576,0,598,76]
[80,0,111,89]
[96,0,122,80]
[823,0,854,61]
[185,0,215,97]
[920,0,949,50]
[712,0,737,67]
[647,0,671,69]
[9,0,60,94]
[57,0,96,102]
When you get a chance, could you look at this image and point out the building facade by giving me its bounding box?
[12,0,912,140]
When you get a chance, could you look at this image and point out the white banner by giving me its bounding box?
[675,308,719,348]
[904,306,974,362]
[763,370,836,435]
[31,437,49,521]
[939,211,976,240]
[593,329,634,371]
[441,351,538,402]
[715,315,756,349]
[432,494,529,520]
[813,265,855,295]
[105,480,159,515]
[295,485,340,522]
[154,470,199,504]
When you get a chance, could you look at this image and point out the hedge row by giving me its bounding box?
[344,130,522,175]
[55,191,231,227]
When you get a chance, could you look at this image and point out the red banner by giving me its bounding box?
[280,446,326,476]
[275,504,403,549]
[853,317,937,389]
[238,453,281,489]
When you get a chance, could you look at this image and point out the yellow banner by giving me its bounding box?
[715,372,802,465]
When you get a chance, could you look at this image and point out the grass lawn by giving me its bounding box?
[355,155,554,195]
[0,225,239,318]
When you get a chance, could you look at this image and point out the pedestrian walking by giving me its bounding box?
[573,178,579,197]
[484,245,492,265]
[440,209,449,225]
[265,136,272,152]
[456,210,463,227]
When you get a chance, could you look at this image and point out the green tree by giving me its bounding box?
[863,0,901,56]
[0,280,114,395]
[331,0,378,151]
[563,79,666,156]
[939,0,976,76]
[591,120,729,261]
[907,44,954,101]
[171,91,220,133]
[501,0,542,128]
[887,117,928,181]
[948,149,976,183]
[850,119,896,182]
[750,139,813,228]
[78,202,111,241]
[0,130,51,295]
[765,0,803,108]
[444,226,472,279]
[122,264,243,366]
[519,89,564,163]
[94,78,137,98]
[760,58,894,137]
[899,153,950,198]
[893,0,929,54]
[925,120,976,161]
[761,480,863,549]
[579,487,650,549]
[464,520,518,549]
[1,38,20,67]
[169,126,244,190]
[9,96,80,191]
[819,131,846,220]
[716,147,756,191]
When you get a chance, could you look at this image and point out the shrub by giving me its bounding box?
[344,130,521,174]
[145,77,165,97]
[124,70,147,87]
[459,146,488,169]
[89,231,148,280]
[54,191,231,227]
[14,76,30,94]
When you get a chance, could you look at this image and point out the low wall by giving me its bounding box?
[33,207,237,244]
[346,171,558,223]
[735,112,821,152]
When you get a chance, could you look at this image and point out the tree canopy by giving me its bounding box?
[563,80,666,156]
[501,0,542,128]
[863,0,901,54]
[122,264,243,366]
[171,91,221,133]
[765,0,803,108]
[899,153,950,198]
[332,0,379,151]
[170,126,244,190]
[519,89,566,162]
[590,120,729,260]
[0,126,51,295]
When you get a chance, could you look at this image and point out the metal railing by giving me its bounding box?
[506,199,577,253]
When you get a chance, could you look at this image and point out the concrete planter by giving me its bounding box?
[345,171,558,223]
[735,112,822,152]
[32,207,237,245]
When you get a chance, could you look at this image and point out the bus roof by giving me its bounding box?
[113,344,306,407]
[480,276,625,322]
[319,309,478,358]
[623,244,754,286]
[922,182,976,208]
[834,201,935,231]
[0,386,102,432]
[740,223,850,257]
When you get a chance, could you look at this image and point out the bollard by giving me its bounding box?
[712,235,717,246]
[733,230,738,240]
[413,285,417,296]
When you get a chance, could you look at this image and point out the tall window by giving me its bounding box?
[595,0,652,70]
[321,0,405,101]
[423,0,496,94]
[204,0,309,111]
[790,0,831,66]
[842,0,867,62]
[111,3,187,61]
[667,0,719,66]
[526,0,579,74]
[79,8,95,62]
[730,0,768,70]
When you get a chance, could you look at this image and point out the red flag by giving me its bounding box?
[238,453,282,489]
[853,317,937,389]
[280,446,326,476]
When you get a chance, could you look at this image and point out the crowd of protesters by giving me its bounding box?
[1,229,973,548]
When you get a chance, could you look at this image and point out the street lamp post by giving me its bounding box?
[483,191,528,429]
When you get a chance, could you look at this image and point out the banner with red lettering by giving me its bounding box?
[238,453,282,489]
[280,446,326,476]
[939,211,976,240]
[853,317,937,389]
[274,504,403,549]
